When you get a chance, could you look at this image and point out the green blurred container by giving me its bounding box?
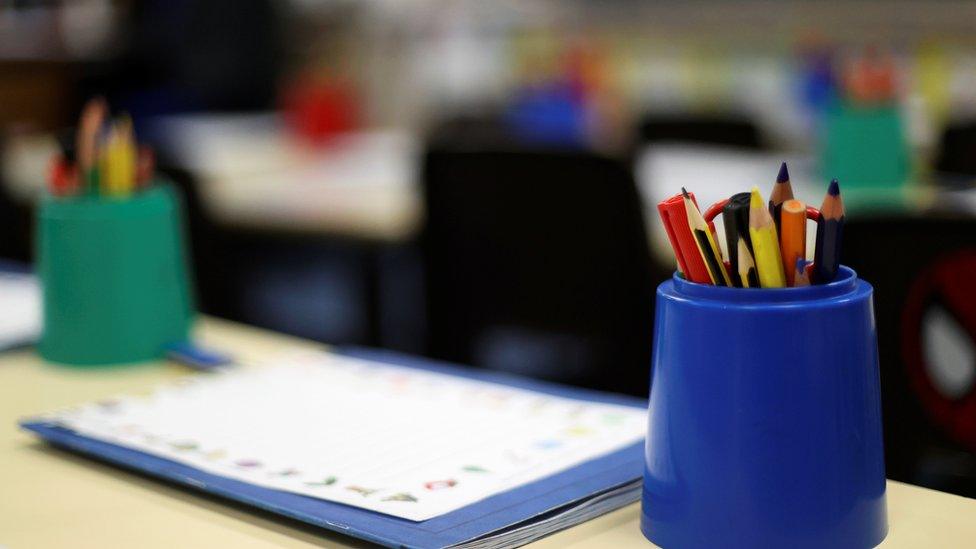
[37,183,195,366]
[820,101,911,191]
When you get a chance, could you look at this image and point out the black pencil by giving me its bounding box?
[813,179,845,283]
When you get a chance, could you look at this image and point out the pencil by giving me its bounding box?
[100,115,138,197]
[813,178,845,283]
[794,258,812,287]
[768,162,794,233]
[77,97,107,196]
[748,186,786,288]
[736,237,760,288]
[721,192,753,287]
[100,123,119,195]
[122,115,136,192]
[683,188,731,286]
[658,192,711,283]
[779,199,806,286]
[136,145,155,188]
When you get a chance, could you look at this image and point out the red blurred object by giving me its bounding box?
[137,145,155,187]
[844,47,897,104]
[424,479,458,490]
[48,155,78,196]
[281,75,359,146]
[902,251,976,452]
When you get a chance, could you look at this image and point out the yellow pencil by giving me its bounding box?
[682,188,732,286]
[98,126,118,195]
[748,186,786,288]
[101,117,136,197]
[116,115,136,195]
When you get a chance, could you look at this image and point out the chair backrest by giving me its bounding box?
[638,115,764,150]
[935,122,976,176]
[844,215,976,497]
[422,147,656,395]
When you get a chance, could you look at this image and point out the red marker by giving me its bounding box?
[657,191,712,284]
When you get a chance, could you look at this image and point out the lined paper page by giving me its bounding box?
[43,352,646,521]
[0,271,41,350]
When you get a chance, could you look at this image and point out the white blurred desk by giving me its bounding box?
[0,115,423,242]
[152,114,423,242]
[2,318,976,548]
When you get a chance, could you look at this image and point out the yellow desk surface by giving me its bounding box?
[3,318,975,548]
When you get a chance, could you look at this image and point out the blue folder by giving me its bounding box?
[21,347,647,548]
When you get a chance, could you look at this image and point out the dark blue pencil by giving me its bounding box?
[813,179,845,283]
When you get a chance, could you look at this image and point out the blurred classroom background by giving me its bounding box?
[3,0,976,498]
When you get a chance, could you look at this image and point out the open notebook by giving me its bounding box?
[0,268,41,350]
[22,349,648,548]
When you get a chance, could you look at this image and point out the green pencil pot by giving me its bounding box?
[37,184,195,366]
[820,101,911,190]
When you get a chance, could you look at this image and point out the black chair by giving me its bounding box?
[422,146,659,396]
[157,166,380,347]
[637,114,764,150]
[0,141,34,263]
[845,215,976,498]
[934,122,976,177]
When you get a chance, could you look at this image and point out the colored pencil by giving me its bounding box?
[683,188,731,286]
[794,258,812,287]
[748,186,786,288]
[736,237,760,288]
[117,115,136,194]
[779,199,807,286]
[136,145,155,187]
[100,122,119,195]
[658,192,712,283]
[768,162,794,232]
[77,97,107,196]
[721,192,753,287]
[101,115,137,197]
[813,179,845,283]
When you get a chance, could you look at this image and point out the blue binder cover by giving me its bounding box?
[21,347,647,548]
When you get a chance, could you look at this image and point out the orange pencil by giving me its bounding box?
[780,199,807,286]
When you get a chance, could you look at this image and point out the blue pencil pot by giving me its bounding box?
[641,266,887,549]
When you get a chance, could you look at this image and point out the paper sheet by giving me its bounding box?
[42,351,646,521]
[0,271,41,350]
